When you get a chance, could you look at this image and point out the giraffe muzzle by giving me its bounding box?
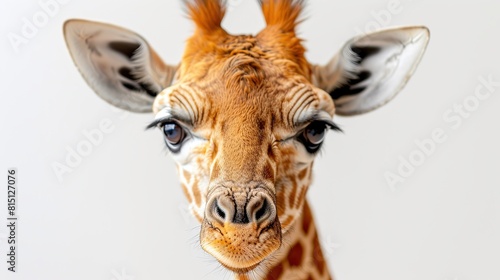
[200,185,282,272]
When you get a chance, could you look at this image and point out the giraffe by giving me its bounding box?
[63,0,430,279]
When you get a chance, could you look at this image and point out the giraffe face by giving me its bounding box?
[150,45,337,271]
[64,0,430,276]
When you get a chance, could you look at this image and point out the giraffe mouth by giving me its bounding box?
[219,261,260,274]
[200,219,282,273]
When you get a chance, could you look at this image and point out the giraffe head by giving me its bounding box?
[64,0,429,275]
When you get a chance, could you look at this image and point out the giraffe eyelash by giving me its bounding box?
[297,119,344,136]
[295,112,343,133]
[296,120,343,154]
[146,117,172,130]
[146,116,192,130]
[323,120,343,133]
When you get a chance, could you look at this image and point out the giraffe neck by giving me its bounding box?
[236,199,332,280]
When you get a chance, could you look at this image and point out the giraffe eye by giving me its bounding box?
[298,121,328,153]
[304,122,326,144]
[162,122,186,150]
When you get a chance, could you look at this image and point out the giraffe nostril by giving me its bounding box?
[215,200,226,220]
[207,195,235,224]
[206,188,275,226]
[248,194,275,225]
[255,199,268,222]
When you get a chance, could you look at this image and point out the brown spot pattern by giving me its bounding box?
[276,185,286,217]
[281,215,294,228]
[266,262,283,280]
[210,163,220,180]
[302,202,312,233]
[191,179,202,206]
[181,183,192,203]
[288,179,298,207]
[287,242,303,267]
[295,185,308,209]
[182,169,191,182]
[297,167,308,181]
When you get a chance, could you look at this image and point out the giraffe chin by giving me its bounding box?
[220,262,260,274]
[200,220,282,274]
[203,243,276,274]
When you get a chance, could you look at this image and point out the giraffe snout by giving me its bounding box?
[206,187,276,227]
[200,185,282,272]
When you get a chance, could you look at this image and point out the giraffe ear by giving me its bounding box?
[63,19,177,113]
[312,26,430,116]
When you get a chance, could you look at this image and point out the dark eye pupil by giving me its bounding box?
[163,123,183,144]
[305,123,326,145]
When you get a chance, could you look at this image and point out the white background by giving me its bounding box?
[1,0,499,279]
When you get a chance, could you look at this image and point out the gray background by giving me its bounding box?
[1,0,499,279]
